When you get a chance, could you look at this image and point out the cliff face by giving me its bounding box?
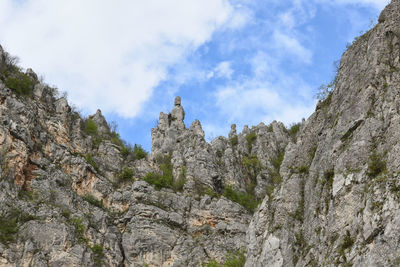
[0,0,400,266]
[246,0,400,266]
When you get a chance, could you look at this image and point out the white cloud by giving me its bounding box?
[208,61,234,79]
[209,50,315,133]
[214,82,314,127]
[326,0,389,10]
[0,0,245,117]
[273,31,312,64]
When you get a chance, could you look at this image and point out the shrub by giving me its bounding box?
[271,151,284,171]
[315,61,338,102]
[0,216,18,245]
[84,119,98,136]
[144,155,186,191]
[83,194,104,210]
[287,123,301,142]
[267,151,284,195]
[110,131,124,147]
[144,172,168,190]
[144,154,173,190]
[298,165,309,174]
[324,169,335,185]
[242,155,261,171]
[267,123,274,132]
[294,181,305,222]
[120,144,133,159]
[61,209,71,219]
[202,249,246,267]
[230,135,238,146]
[223,185,258,212]
[193,180,219,198]
[71,217,87,243]
[224,249,246,267]
[216,150,224,158]
[266,184,274,200]
[4,72,34,96]
[90,244,105,265]
[119,167,134,182]
[338,230,354,256]
[245,132,257,152]
[367,151,386,178]
[173,166,186,192]
[133,144,147,160]
[203,259,220,267]
[85,154,99,172]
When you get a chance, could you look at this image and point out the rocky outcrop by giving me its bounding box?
[246,0,400,266]
[1,1,400,266]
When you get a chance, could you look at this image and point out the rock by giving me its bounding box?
[1,1,400,266]
[26,68,38,81]
[89,109,110,137]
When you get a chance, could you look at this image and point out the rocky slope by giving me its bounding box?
[0,0,400,266]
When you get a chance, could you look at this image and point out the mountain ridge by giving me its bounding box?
[0,0,400,266]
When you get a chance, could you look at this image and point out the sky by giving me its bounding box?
[0,0,390,151]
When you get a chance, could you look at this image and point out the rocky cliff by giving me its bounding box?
[0,0,400,266]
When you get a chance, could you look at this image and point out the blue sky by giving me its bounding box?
[0,0,389,151]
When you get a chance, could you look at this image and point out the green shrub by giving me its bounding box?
[245,132,257,152]
[144,155,186,192]
[85,154,99,172]
[71,217,87,243]
[316,61,338,102]
[230,135,238,146]
[287,123,301,142]
[293,181,305,222]
[242,155,261,190]
[92,136,103,147]
[4,72,34,96]
[144,155,173,190]
[324,169,334,184]
[144,172,168,190]
[193,180,219,198]
[223,249,246,267]
[242,155,261,171]
[133,144,147,160]
[61,209,71,219]
[119,167,134,182]
[0,216,18,245]
[110,131,124,147]
[298,165,309,174]
[0,208,39,246]
[367,151,386,178]
[338,230,354,256]
[266,151,285,198]
[173,166,186,192]
[84,119,98,136]
[120,145,133,159]
[223,185,258,212]
[271,151,284,171]
[90,244,105,265]
[83,194,104,210]
[216,150,224,158]
[266,184,274,200]
[202,249,246,267]
[203,259,220,267]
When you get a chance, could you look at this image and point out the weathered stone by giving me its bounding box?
[1,1,400,266]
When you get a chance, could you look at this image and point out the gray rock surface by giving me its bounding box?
[246,0,400,266]
[1,1,400,266]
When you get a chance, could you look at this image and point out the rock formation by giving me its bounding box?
[0,0,400,266]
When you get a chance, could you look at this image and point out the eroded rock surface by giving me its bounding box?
[1,1,400,266]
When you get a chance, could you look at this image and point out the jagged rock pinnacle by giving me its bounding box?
[174,96,181,106]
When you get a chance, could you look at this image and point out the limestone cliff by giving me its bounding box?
[0,0,400,266]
